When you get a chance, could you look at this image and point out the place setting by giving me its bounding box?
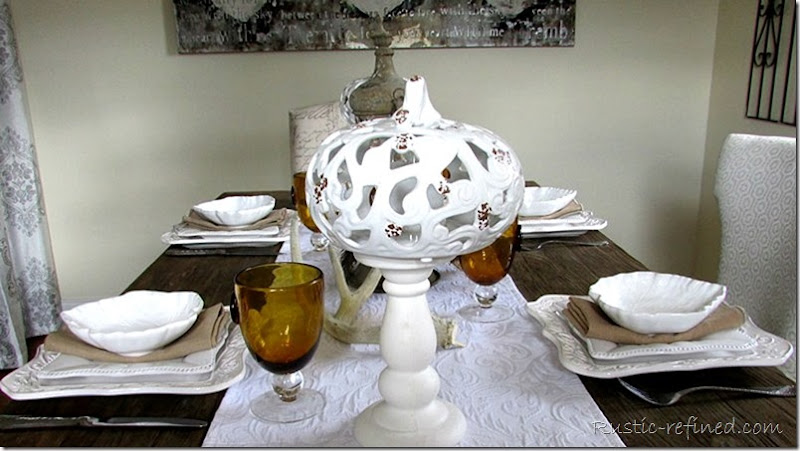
[526,271,795,379]
[517,185,608,238]
[160,194,293,251]
[0,290,247,400]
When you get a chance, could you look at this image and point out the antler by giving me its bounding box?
[289,216,463,349]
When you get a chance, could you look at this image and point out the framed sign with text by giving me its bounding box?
[173,0,575,54]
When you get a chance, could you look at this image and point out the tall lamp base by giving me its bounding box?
[352,255,466,447]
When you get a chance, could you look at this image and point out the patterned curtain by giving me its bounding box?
[0,0,61,369]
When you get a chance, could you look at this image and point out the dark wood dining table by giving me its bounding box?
[0,189,795,447]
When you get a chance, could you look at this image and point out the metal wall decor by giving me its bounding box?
[746,0,796,126]
[172,0,575,54]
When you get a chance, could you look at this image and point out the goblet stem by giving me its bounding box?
[250,370,324,423]
[273,371,303,402]
[311,232,329,251]
[458,282,514,323]
[474,284,498,307]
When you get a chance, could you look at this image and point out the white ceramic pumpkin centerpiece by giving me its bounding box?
[306,76,524,446]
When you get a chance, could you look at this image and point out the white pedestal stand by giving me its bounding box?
[353,255,466,447]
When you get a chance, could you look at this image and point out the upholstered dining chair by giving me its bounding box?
[288,79,365,175]
[714,133,797,381]
[289,101,350,176]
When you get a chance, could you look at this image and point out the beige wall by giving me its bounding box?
[693,0,797,282]
[9,0,721,301]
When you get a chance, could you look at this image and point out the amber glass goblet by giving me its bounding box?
[457,218,520,323]
[232,262,325,423]
[292,171,329,251]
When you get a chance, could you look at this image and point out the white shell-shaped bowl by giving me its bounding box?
[192,195,276,226]
[588,272,727,334]
[519,186,577,216]
[60,290,204,356]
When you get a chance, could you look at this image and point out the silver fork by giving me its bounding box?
[618,378,796,406]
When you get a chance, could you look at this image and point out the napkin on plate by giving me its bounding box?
[520,200,583,220]
[564,296,745,345]
[44,303,231,363]
[183,207,288,231]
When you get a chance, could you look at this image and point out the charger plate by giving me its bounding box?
[0,323,246,400]
[526,295,794,378]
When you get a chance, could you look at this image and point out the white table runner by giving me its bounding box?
[202,230,624,447]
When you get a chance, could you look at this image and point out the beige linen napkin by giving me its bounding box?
[183,207,288,232]
[521,200,583,220]
[564,296,745,345]
[44,303,231,363]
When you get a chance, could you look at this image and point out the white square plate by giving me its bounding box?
[161,211,294,246]
[526,294,793,378]
[0,316,247,399]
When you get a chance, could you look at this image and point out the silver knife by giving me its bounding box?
[165,246,280,256]
[0,414,207,429]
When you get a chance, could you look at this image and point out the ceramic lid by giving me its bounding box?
[306,76,524,260]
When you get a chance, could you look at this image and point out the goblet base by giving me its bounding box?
[249,388,324,423]
[458,304,514,323]
[354,399,466,446]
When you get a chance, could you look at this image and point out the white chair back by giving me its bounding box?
[714,133,796,380]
